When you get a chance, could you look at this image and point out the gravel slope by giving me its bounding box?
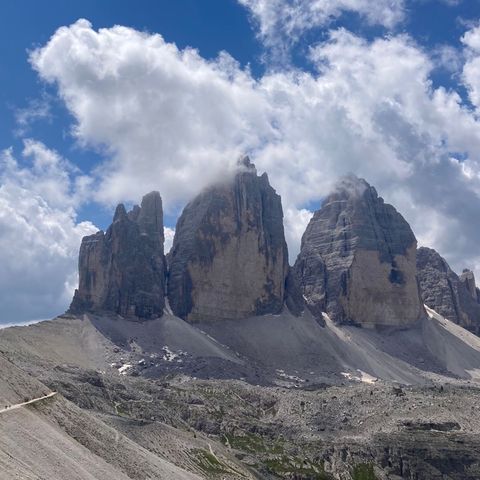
[0,351,202,479]
[3,307,480,386]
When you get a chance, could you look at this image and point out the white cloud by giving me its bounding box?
[164,226,175,255]
[462,24,480,109]
[14,95,52,136]
[29,19,480,281]
[30,20,271,211]
[284,207,313,261]
[432,44,463,73]
[238,0,405,61]
[0,141,97,323]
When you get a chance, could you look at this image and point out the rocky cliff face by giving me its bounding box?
[417,248,480,333]
[461,269,479,302]
[168,156,289,323]
[69,191,166,319]
[294,175,425,328]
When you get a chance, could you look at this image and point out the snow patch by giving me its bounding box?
[276,369,305,383]
[118,364,132,375]
[341,370,378,384]
[162,345,186,362]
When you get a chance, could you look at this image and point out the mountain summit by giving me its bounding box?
[70,191,166,319]
[294,174,425,328]
[167,156,289,322]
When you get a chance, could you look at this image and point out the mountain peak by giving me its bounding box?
[69,193,166,319]
[168,155,288,322]
[113,203,128,222]
[294,177,424,328]
[237,154,257,173]
[417,247,480,333]
[460,268,479,302]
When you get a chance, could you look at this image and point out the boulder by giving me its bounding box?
[167,156,289,323]
[294,175,425,328]
[69,191,166,319]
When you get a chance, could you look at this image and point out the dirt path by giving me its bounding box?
[0,392,57,414]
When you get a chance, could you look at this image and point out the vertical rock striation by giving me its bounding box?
[294,175,425,328]
[69,191,166,319]
[417,248,480,333]
[168,156,289,323]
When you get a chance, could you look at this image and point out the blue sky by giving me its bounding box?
[1,0,480,323]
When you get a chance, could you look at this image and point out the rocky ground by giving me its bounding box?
[8,356,480,479]
[2,309,480,479]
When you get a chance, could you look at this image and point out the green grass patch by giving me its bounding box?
[222,433,284,455]
[263,456,332,479]
[191,448,243,476]
[352,463,377,480]
[114,402,129,417]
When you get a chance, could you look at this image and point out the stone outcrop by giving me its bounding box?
[417,248,480,333]
[69,191,166,319]
[294,175,425,328]
[460,269,479,302]
[168,156,289,323]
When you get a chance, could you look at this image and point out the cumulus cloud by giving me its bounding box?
[238,0,405,61]
[0,141,97,323]
[30,19,271,210]
[29,19,480,278]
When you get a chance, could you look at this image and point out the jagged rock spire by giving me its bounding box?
[69,191,166,319]
[460,269,479,303]
[417,249,480,334]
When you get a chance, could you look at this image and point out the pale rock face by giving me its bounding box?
[69,191,166,319]
[294,175,425,328]
[168,156,289,323]
[345,246,423,328]
[417,248,480,333]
